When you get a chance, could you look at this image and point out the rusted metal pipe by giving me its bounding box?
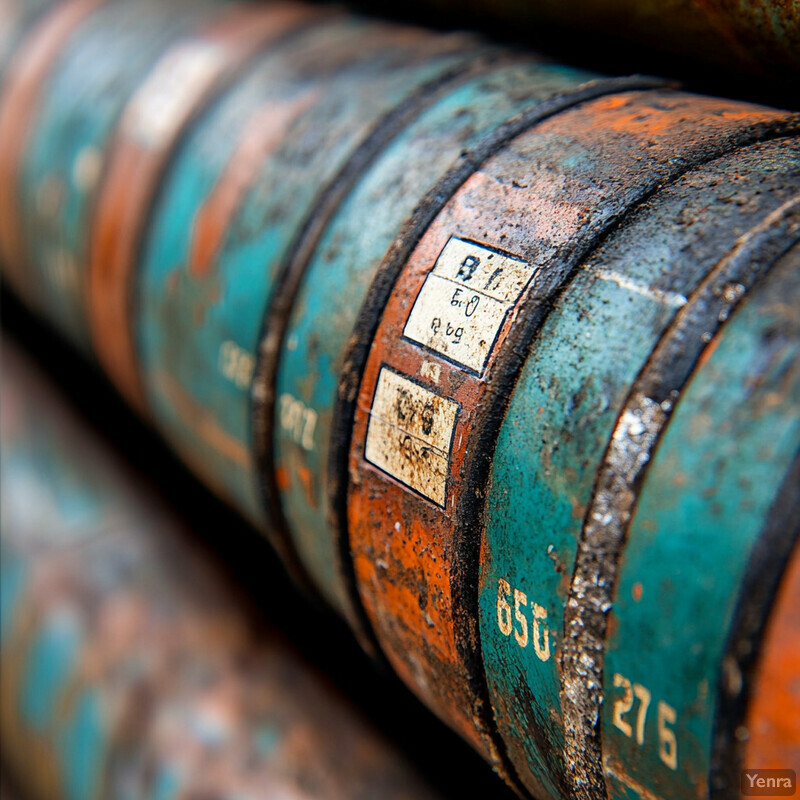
[0,341,448,800]
[1,2,798,796]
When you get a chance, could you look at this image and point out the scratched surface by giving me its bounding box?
[0,0,225,353]
[601,244,800,799]
[0,343,447,800]
[271,58,602,634]
[347,89,798,797]
[136,14,476,529]
[479,139,800,799]
[2,5,800,797]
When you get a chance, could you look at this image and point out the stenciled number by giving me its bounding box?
[496,579,550,662]
[612,672,678,770]
[219,340,254,391]
[279,393,317,451]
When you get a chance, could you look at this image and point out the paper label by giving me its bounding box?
[123,40,227,148]
[365,368,459,506]
[403,237,534,373]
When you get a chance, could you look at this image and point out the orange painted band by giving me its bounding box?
[347,91,792,760]
[87,1,317,411]
[742,539,800,775]
[0,0,106,302]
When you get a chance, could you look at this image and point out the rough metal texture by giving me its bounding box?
[347,92,799,798]
[0,342,446,800]
[0,0,233,353]
[87,1,318,412]
[2,5,800,798]
[563,199,800,799]
[599,243,800,799]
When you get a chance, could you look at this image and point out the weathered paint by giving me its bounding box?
[3,6,800,794]
[0,0,232,355]
[0,0,106,319]
[88,1,322,412]
[0,344,447,800]
[345,88,798,794]
[267,61,626,644]
[478,139,800,798]
[740,539,800,779]
[135,15,480,533]
[601,243,800,799]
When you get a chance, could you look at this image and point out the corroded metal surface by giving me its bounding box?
[0,0,230,353]
[263,64,643,654]
[479,142,800,800]
[136,12,483,546]
[346,92,799,797]
[87,1,320,411]
[600,243,800,799]
[0,343,446,800]
[2,4,800,797]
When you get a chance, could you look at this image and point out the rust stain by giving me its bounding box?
[155,370,251,468]
[189,91,320,279]
[743,542,800,771]
[297,465,316,509]
[87,2,315,411]
[0,0,106,296]
[275,466,291,491]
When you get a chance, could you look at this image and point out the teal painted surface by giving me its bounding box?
[20,612,83,732]
[601,250,800,796]
[150,765,181,800]
[275,60,600,617]
[478,139,800,798]
[138,18,472,523]
[0,0,58,77]
[0,550,26,644]
[18,0,216,353]
[59,688,105,800]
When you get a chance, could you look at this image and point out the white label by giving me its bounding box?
[365,368,459,506]
[123,40,227,148]
[403,237,534,373]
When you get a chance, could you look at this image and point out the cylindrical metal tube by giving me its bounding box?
[0,341,447,800]
[0,0,238,352]
[1,2,798,796]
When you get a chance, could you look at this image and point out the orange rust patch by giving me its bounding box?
[275,466,291,491]
[632,582,643,602]
[189,91,319,279]
[743,543,800,772]
[347,87,795,768]
[0,0,106,297]
[87,2,316,410]
[297,465,316,509]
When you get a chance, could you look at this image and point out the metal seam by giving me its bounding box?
[561,193,800,798]
[328,73,669,796]
[250,47,531,632]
